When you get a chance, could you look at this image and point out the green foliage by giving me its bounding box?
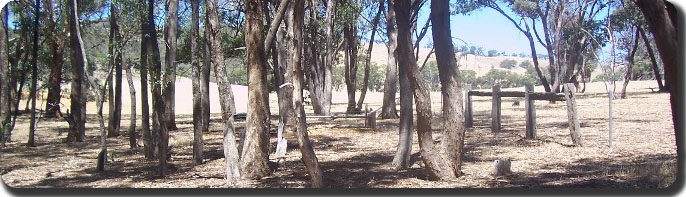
[519,60,531,69]
[460,70,477,86]
[332,57,385,92]
[224,57,247,86]
[487,49,499,57]
[511,0,538,18]
[356,62,385,92]
[499,59,517,69]
[593,70,622,82]
[418,62,538,91]
[421,61,440,91]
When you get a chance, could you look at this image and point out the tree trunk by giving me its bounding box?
[394,0,456,180]
[42,0,65,119]
[163,0,179,131]
[391,54,413,170]
[190,0,203,165]
[241,0,271,180]
[28,0,40,147]
[201,23,211,142]
[635,0,678,135]
[139,7,154,159]
[86,61,115,172]
[0,7,8,140]
[381,0,399,119]
[107,1,123,137]
[638,27,665,91]
[356,0,383,111]
[620,28,640,99]
[145,0,170,177]
[275,24,296,155]
[126,64,137,149]
[287,0,323,187]
[67,0,87,143]
[313,0,336,116]
[344,24,359,114]
[431,0,465,178]
[206,0,242,186]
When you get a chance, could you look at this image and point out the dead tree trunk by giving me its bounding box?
[287,0,323,187]
[28,0,40,147]
[241,0,271,180]
[107,1,123,137]
[564,83,582,146]
[381,0,399,119]
[125,64,137,149]
[620,28,640,99]
[206,0,241,186]
[67,0,87,143]
[163,0,179,131]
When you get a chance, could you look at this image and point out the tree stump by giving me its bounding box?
[492,159,511,178]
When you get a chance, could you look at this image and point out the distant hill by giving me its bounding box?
[367,44,548,77]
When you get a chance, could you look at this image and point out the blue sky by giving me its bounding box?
[413,5,548,55]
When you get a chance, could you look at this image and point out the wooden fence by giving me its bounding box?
[465,83,582,145]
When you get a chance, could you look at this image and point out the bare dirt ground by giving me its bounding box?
[0,80,677,188]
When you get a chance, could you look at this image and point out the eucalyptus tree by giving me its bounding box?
[27,0,40,147]
[286,0,323,187]
[163,0,179,131]
[43,0,68,118]
[394,0,464,180]
[634,0,677,132]
[355,0,384,112]
[190,0,203,165]
[242,0,272,180]
[0,6,8,145]
[306,0,337,115]
[66,0,88,143]
[381,0,400,119]
[107,0,123,138]
[2,2,32,146]
[205,0,242,186]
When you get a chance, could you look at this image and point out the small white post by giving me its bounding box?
[608,88,613,149]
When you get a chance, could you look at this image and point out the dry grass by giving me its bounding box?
[0,80,677,188]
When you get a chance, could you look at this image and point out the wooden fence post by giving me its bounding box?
[525,84,536,139]
[491,84,501,132]
[564,83,583,146]
[370,110,377,129]
[465,84,473,128]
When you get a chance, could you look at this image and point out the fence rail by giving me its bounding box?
[465,83,581,145]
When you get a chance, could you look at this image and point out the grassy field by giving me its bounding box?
[0,80,676,188]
